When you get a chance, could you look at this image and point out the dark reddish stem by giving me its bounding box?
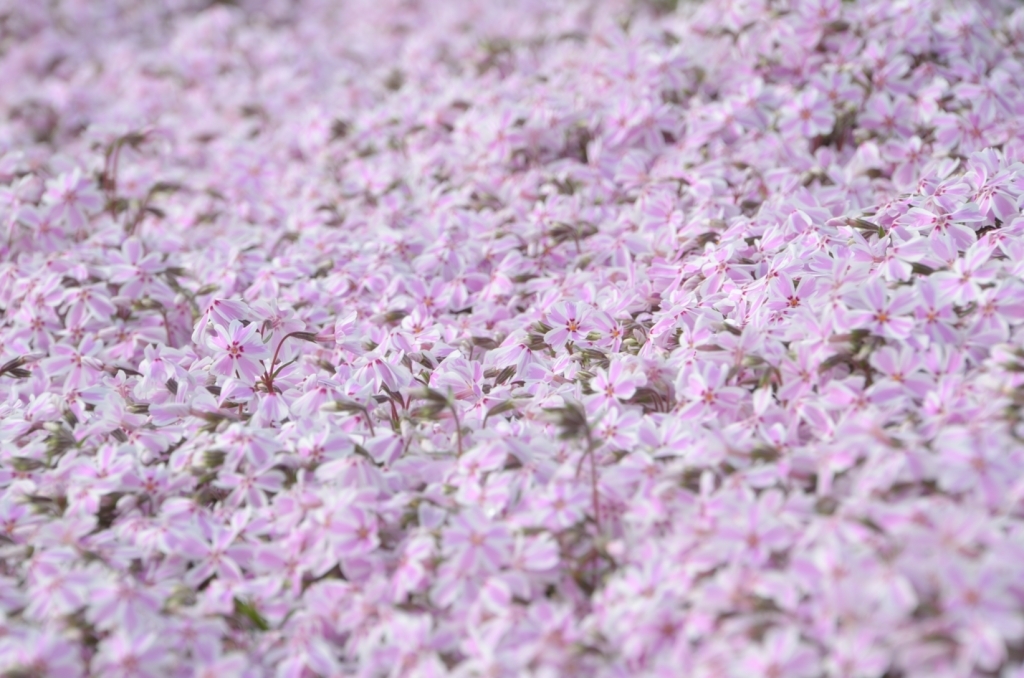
[261,331,307,394]
[104,141,123,218]
[586,427,600,536]
[449,400,464,458]
[574,422,601,536]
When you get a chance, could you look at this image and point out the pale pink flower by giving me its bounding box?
[589,358,646,411]
[208,319,270,382]
[442,509,511,574]
[779,90,835,138]
[545,301,593,348]
[42,169,102,232]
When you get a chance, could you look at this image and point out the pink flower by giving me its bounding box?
[593,407,642,448]
[107,237,171,302]
[779,90,834,138]
[61,284,116,323]
[534,480,590,531]
[861,93,916,138]
[825,631,890,678]
[869,345,932,400]
[971,279,1024,342]
[25,564,95,621]
[933,237,997,305]
[175,522,251,586]
[590,310,629,352]
[545,301,593,348]
[739,626,818,678]
[192,654,252,678]
[883,136,931,191]
[0,497,39,544]
[91,630,170,678]
[641,190,685,233]
[500,532,559,598]
[41,336,104,388]
[289,378,340,420]
[588,358,646,411]
[941,562,1024,670]
[85,576,166,631]
[914,278,959,345]
[405,277,450,314]
[442,509,510,574]
[355,349,409,392]
[430,353,485,402]
[488,331,540,380]
[841,278,916,339]
[675,362,746,420]
[392,534,436,602]
[322,495,380,559]
[767,275,818,312]
[191,298,252,347]
[717,491,791,566]
[254,390,290,427]
[0,629,84,678]
[42,169,101,233]
[214,459,285,509]
[207,319,270,382]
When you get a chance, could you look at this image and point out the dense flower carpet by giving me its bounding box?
[2,0,1024,675]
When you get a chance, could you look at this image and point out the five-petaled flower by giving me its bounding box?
[545,301,593,348]
[208,319,270,382]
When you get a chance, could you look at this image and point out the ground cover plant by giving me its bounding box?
[2,0,1024,675]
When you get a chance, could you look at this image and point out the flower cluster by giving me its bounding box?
[2,0,1024,675]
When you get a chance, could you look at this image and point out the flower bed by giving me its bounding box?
[2,0,1024,675]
